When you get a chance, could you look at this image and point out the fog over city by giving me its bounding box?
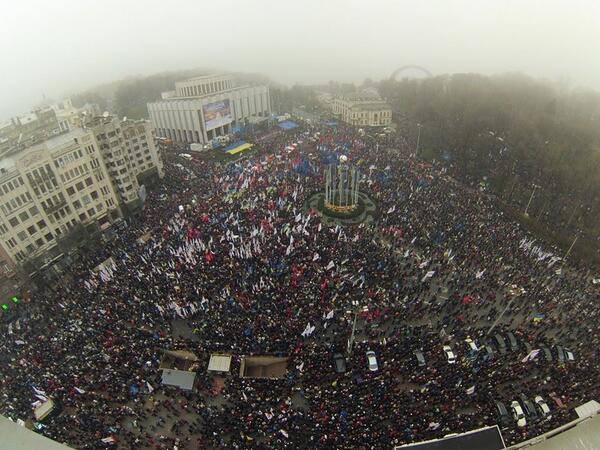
[1,0,599,119]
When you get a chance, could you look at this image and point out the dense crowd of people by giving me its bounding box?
[1,121,598,449]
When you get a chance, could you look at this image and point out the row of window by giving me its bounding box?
[7,201,113,262]
[54,148,84,168]
[350,110,392,118]
[4,205,39,230]
[1,176,25,195]
[1,191,33,216]
[60,162,89,183]
[65,176,94,197]
[182,79,232,97]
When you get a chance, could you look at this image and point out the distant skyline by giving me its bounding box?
[1,0,599,119]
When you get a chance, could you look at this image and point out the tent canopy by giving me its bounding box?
[278,120,298,130]
[224,141,253,155]
[208,354,232,372]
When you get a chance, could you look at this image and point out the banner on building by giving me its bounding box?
[203,100,232,130]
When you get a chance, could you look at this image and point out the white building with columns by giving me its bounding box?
[147,74,271,145]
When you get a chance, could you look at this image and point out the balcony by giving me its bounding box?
[43,200,67,216]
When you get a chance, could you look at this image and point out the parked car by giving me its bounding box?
[534,395,551,419]
[464,338,479,358]
[495,400,512,427]
[494,334,507,354]
[482,343,495,361]
[555,345,575,363]
[564,347,575,361]
[414,350,426,367]
[556,345,565,363]
[540,345,553,361]
[333,353,346,373]
[443,345,457,364]
[511,400,527,427]
[366,350,378,372]
[519,394,539,421]
[506,332,519,351]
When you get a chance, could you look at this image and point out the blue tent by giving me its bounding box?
[278,120,298,130]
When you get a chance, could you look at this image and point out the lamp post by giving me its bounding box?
[524,184,539,217]
[347,306,367,357]
[415,123,422,158]
[562,235,578,262]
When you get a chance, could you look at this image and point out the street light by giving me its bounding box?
[524,184,539,217]
[347,305,368,357]
[415,123,422,158]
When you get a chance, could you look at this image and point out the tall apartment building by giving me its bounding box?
[147,73,271,145]
[86,116,164,208]
[0,129,121,273]
[0,117,164,273]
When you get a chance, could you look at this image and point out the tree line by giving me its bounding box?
[378,73,600,263]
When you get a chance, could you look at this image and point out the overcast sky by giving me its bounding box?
[1,0,599,119]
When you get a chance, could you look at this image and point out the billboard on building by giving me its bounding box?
[202,100,232,130]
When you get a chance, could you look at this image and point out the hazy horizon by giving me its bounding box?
[1,0,599,119]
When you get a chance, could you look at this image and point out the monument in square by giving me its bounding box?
[305,155,377,225]
[324,155,361,214]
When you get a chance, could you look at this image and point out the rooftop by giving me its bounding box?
[182,73,231,82]
[350,101,392,111]
[32,128,89,152]
[0,415,72,450]
[0,128,88,173]
[19,113,37,125]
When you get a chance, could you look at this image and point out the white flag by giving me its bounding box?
[325,310,334,320]
[301,323,312,337]
[280,430,289,438]
[74,387,86,394]
[466,385,476,395]
[475,269,485,279]
[313,253,320,261]
[32,387,46,396]
[421,270,435,282]
[326,261,335,270]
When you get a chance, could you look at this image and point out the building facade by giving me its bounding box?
[0,129,121,271]
[332,95,392,127]
[86,116,164,207]
[147,74,271,145]
[0,116,164,271]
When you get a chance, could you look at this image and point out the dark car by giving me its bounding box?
[482,343,495,361]
[555,345,575,363]
[494,334,507,354]
[556,345,565,363]
[333,353,346,373]
[413,350,426,367]
[506,332,519,352]
[495,400,512,427]
[539,345,553,361]
[519,394,539,421]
